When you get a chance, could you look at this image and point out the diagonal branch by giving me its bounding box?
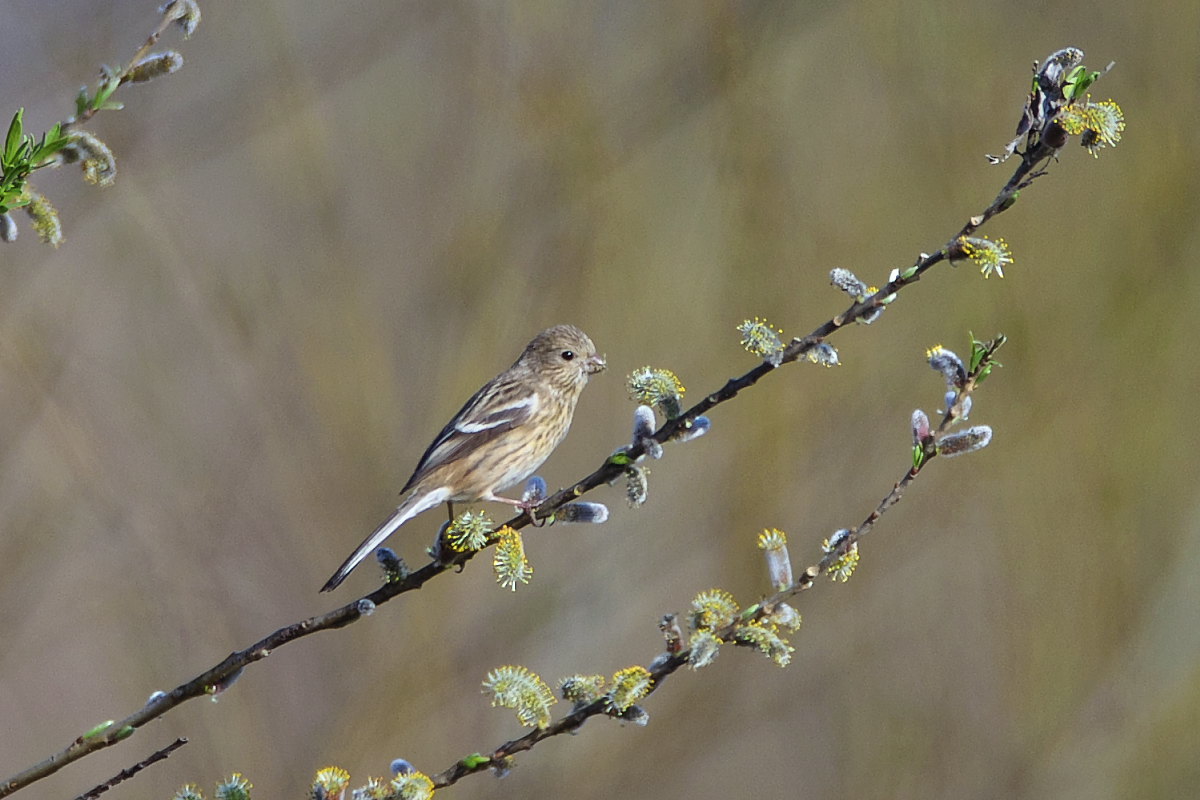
[0,67,1078,799]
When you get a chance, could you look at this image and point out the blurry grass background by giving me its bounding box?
[2,1,1198,798]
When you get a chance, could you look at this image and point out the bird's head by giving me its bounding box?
[522,324,606,389]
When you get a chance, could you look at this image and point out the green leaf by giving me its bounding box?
[977,359,1003,384]
[461,754,491,769]
[92,79,120,111]
[912,444,926,469]
[30,122,69,165]
[5,109,24,165]
[969,335,986,373]
[969,333,1005,385]
[82,720,115,740]
[607,451,633,467]
[964,335,1003,386]
[1063,66,1100,102]
[75,87,90,118]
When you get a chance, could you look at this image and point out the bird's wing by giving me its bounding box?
[401,377,540,492]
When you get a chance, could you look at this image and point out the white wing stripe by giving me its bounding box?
[455,394,538,433]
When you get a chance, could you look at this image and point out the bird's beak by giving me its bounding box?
[586,354,607,375]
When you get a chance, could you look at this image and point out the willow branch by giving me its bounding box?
[431,343,1004,788]
[0,58,1085,799]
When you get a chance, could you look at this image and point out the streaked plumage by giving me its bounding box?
[321,325,604,592]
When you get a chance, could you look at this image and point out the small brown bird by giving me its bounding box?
[321,324,605,592]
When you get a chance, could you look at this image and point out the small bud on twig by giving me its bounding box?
[159,0,201,38]
[756,528,793,591]
[553,502,609,524]
[630,405,662,459]
[937,425,993,457]
[123,51,184,84]
[521,476,548,506]
[625,465,649,507]
[669,415,710,443]
[375,547,409,582]
[659,613,684,654]
[0,212,16,243]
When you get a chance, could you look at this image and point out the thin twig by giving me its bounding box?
[71,11,178,128]
[71,738,188,800]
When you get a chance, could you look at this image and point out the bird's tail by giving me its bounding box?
[320,487,450,592]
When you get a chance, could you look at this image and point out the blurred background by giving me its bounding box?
[1,1,1197,798]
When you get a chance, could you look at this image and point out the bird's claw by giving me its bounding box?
[521,500,547,527]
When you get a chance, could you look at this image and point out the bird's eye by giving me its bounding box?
[561,350,575,361]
